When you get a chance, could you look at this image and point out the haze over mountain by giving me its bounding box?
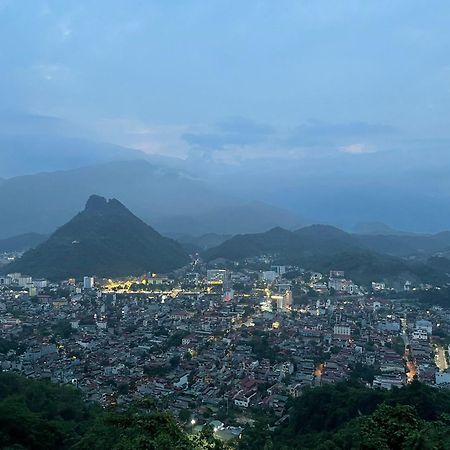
[0,134,147,178]
[352,222,415,236]
[3,114,450,233]
[2,2,450,233]
[4,195,189,279]
[0,112,150,178]
[0,160,304,239]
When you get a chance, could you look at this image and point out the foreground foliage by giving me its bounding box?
[0,373,223,450]
[238,380,450,449]
[2,373,450,449]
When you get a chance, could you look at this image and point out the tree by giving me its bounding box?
[179,408,191,423]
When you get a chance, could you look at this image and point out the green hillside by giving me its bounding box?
[204,225,450,285]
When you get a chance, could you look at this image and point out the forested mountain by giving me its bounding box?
[204,225,450,284]
[4,195,189,279]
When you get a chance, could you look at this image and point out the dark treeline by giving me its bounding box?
[238,381,450,449]
[0,373,223,450]
[2,373,450,449]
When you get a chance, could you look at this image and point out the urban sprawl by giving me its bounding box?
[1,254,449,440]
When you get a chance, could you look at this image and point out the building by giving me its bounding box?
[7,273,32,288]
[271,266,286,276]
[223,289,234,302]
[416,319,433,335]
[328,278,357,294]
[261,271,277,283]
[411,329,428,340]
[378,320,401,332]
[372,282,386,291]
[272,290,293,311]
[83,276,94,289]
[373,374,406,389]
[435,371,450,385]
[185,272,199,285]
[147,274,171,285]
[333,324,351,338]
[0,276,11,286]
[206,270,227,285]
[283,289,293,309]
[33,279,48,289]
[330,270,345,278]
[233,391,257,408]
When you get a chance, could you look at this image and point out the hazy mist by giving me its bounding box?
[1,1,450,233]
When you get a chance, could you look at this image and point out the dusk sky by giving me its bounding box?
[1,0,450,230]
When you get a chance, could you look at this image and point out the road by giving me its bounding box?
[435,345,448,372]
[401,317,417,382]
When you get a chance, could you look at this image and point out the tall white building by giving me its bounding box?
[271,265,286,276]
[333,324,351,337]
[83,276,94,289]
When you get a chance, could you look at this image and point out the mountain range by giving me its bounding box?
[4,195,189,279]
[0,160,304,239]
[0,112,151,178]
[5,194,450,286]
[204,225,450,285]
[3,111,450,233]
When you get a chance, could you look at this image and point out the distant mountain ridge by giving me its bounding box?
[0,135,149,178]
[0,112,149,178]
[4,195,189,279]
[206,224,450,260]
[155,201,304,235]
[352,222,415,236]
[0,160,304,238]
[169,233,232,250]
[204,225,450,284]
[0,232,47,253]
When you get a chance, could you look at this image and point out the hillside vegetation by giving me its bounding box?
[204,225,450,285]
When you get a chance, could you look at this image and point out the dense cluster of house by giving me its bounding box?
[1,265,449,428]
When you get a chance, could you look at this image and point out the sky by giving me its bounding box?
[1,0,450,231]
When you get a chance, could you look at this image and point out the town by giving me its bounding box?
[1,254,449,440]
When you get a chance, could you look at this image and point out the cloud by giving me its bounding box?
[88,116,399,167]
[179,117,398,165]
[33,63,70,81]
[297,120,395,137]
[182,116,275,150]
[339,143,375,154]
[285,120,396,148]
[217,117,274,136]
[0,0,11,14]
[58,22,72,41]
[92,118,190,158]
